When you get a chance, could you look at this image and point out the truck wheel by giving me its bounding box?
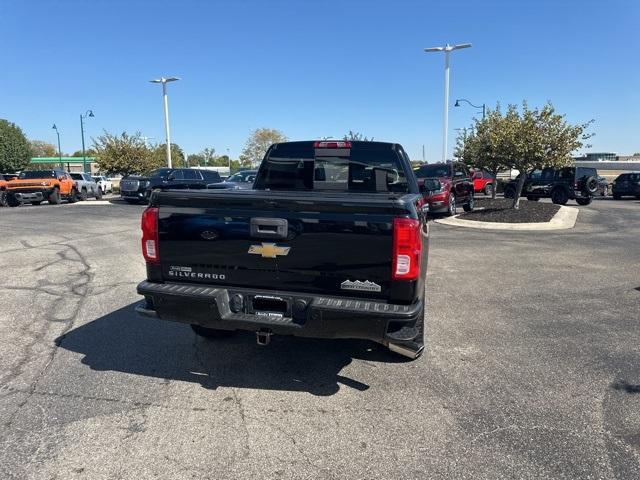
[190,324,234,339]
[551,188,568,205]
[48,189,61,205]
[67,188,79,203]
[0,191,8,207]
[7,194,20,207]
[446,194,456,216]
[612,194,621,200]
[462,194,474,212]
[576,197,592,206]
[95,188,103,200]
[484,184,494,197]
[80,188,88,201]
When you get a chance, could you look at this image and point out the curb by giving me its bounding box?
[434,205,579,231]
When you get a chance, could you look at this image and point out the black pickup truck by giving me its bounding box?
[136,141,430,359]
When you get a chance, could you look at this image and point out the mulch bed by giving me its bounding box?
[459,198,561,223]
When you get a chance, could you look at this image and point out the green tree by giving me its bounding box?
[152,143,185,168]
[240,128,287,167]
[93,131,160,176]
[187,153,205,167]
[0,119,31,172]
[72,149,97,157]
[463,102,593,207]
[343,131,373,141]
[29,140,57,157]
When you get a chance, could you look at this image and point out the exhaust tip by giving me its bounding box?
[386,341,424,360]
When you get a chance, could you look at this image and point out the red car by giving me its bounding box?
[414,162,475,216]
[470,169,495,196]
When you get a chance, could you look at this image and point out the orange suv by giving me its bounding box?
[0,174,8,207]
[7,170,78,206]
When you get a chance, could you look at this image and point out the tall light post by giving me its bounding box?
[424,43,472,162]
[52,124,63,169]
[149,77,180,168]
[226,148,230,172]
[455,98,485,119]
[80,110,94,173]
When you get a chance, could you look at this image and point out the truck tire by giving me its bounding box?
[582,176,599,195]
[462,194,474,212]
[576,197,592,206]
[190,324,234,339]
[48,189,61,205]
[613,194,621,200]
[7,194,20,207]
[80,188,88,201]
[446,193,456,216]
[0,190,7,207]
[484,184,494,197]
[551,188,568,205]
[95,188,103,200]
[67,188,79,203]
[503,186,516,199]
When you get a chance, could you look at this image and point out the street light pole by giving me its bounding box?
[150,77,180,168]
[52,124,62,169]
[80,110,94,173]
[424,43,472,162]
[455,98,486,119]
[226,148,230,172]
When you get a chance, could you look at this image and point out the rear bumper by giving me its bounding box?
[136,280,423,344]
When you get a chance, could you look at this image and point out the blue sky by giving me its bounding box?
[1,0,638,162]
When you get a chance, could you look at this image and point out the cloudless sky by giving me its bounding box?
[1,0,638,162]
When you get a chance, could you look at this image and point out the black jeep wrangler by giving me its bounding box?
[504,166,599,205]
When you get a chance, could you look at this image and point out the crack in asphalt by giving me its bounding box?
[1,241,93,428]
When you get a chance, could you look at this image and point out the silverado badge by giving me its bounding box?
[341,280,382,293]
[248,243,291,259]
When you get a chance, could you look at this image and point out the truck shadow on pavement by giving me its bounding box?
[55,303,406,396]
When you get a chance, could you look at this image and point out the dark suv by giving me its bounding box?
[414,162,474,216]
[504,166,599,205]
[611,172,640,200]
[120,168,222,204]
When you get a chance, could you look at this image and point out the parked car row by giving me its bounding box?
[0,170,109,207]
[119,168,257,203]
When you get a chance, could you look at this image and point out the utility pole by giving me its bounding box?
[80,110,94,173]
[424,43,472,162]
[149,77,180,168]
[52,124,63,170]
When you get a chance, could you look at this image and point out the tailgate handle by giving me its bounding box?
[250,218,288,239]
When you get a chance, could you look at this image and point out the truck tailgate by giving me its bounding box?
[155,190,414,301]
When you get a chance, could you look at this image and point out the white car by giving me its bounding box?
[92,175,113,194]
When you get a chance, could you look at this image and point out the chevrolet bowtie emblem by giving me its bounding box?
[248,243,291,259]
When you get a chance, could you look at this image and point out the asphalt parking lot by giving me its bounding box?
[1,197,639,479]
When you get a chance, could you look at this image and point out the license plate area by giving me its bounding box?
[248,295,291,319]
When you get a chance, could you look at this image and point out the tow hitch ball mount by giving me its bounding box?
[256,330,272,346]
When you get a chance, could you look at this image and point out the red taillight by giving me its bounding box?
[313,141,351,149]
[392,218,422,281]
[141,207,159,263]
